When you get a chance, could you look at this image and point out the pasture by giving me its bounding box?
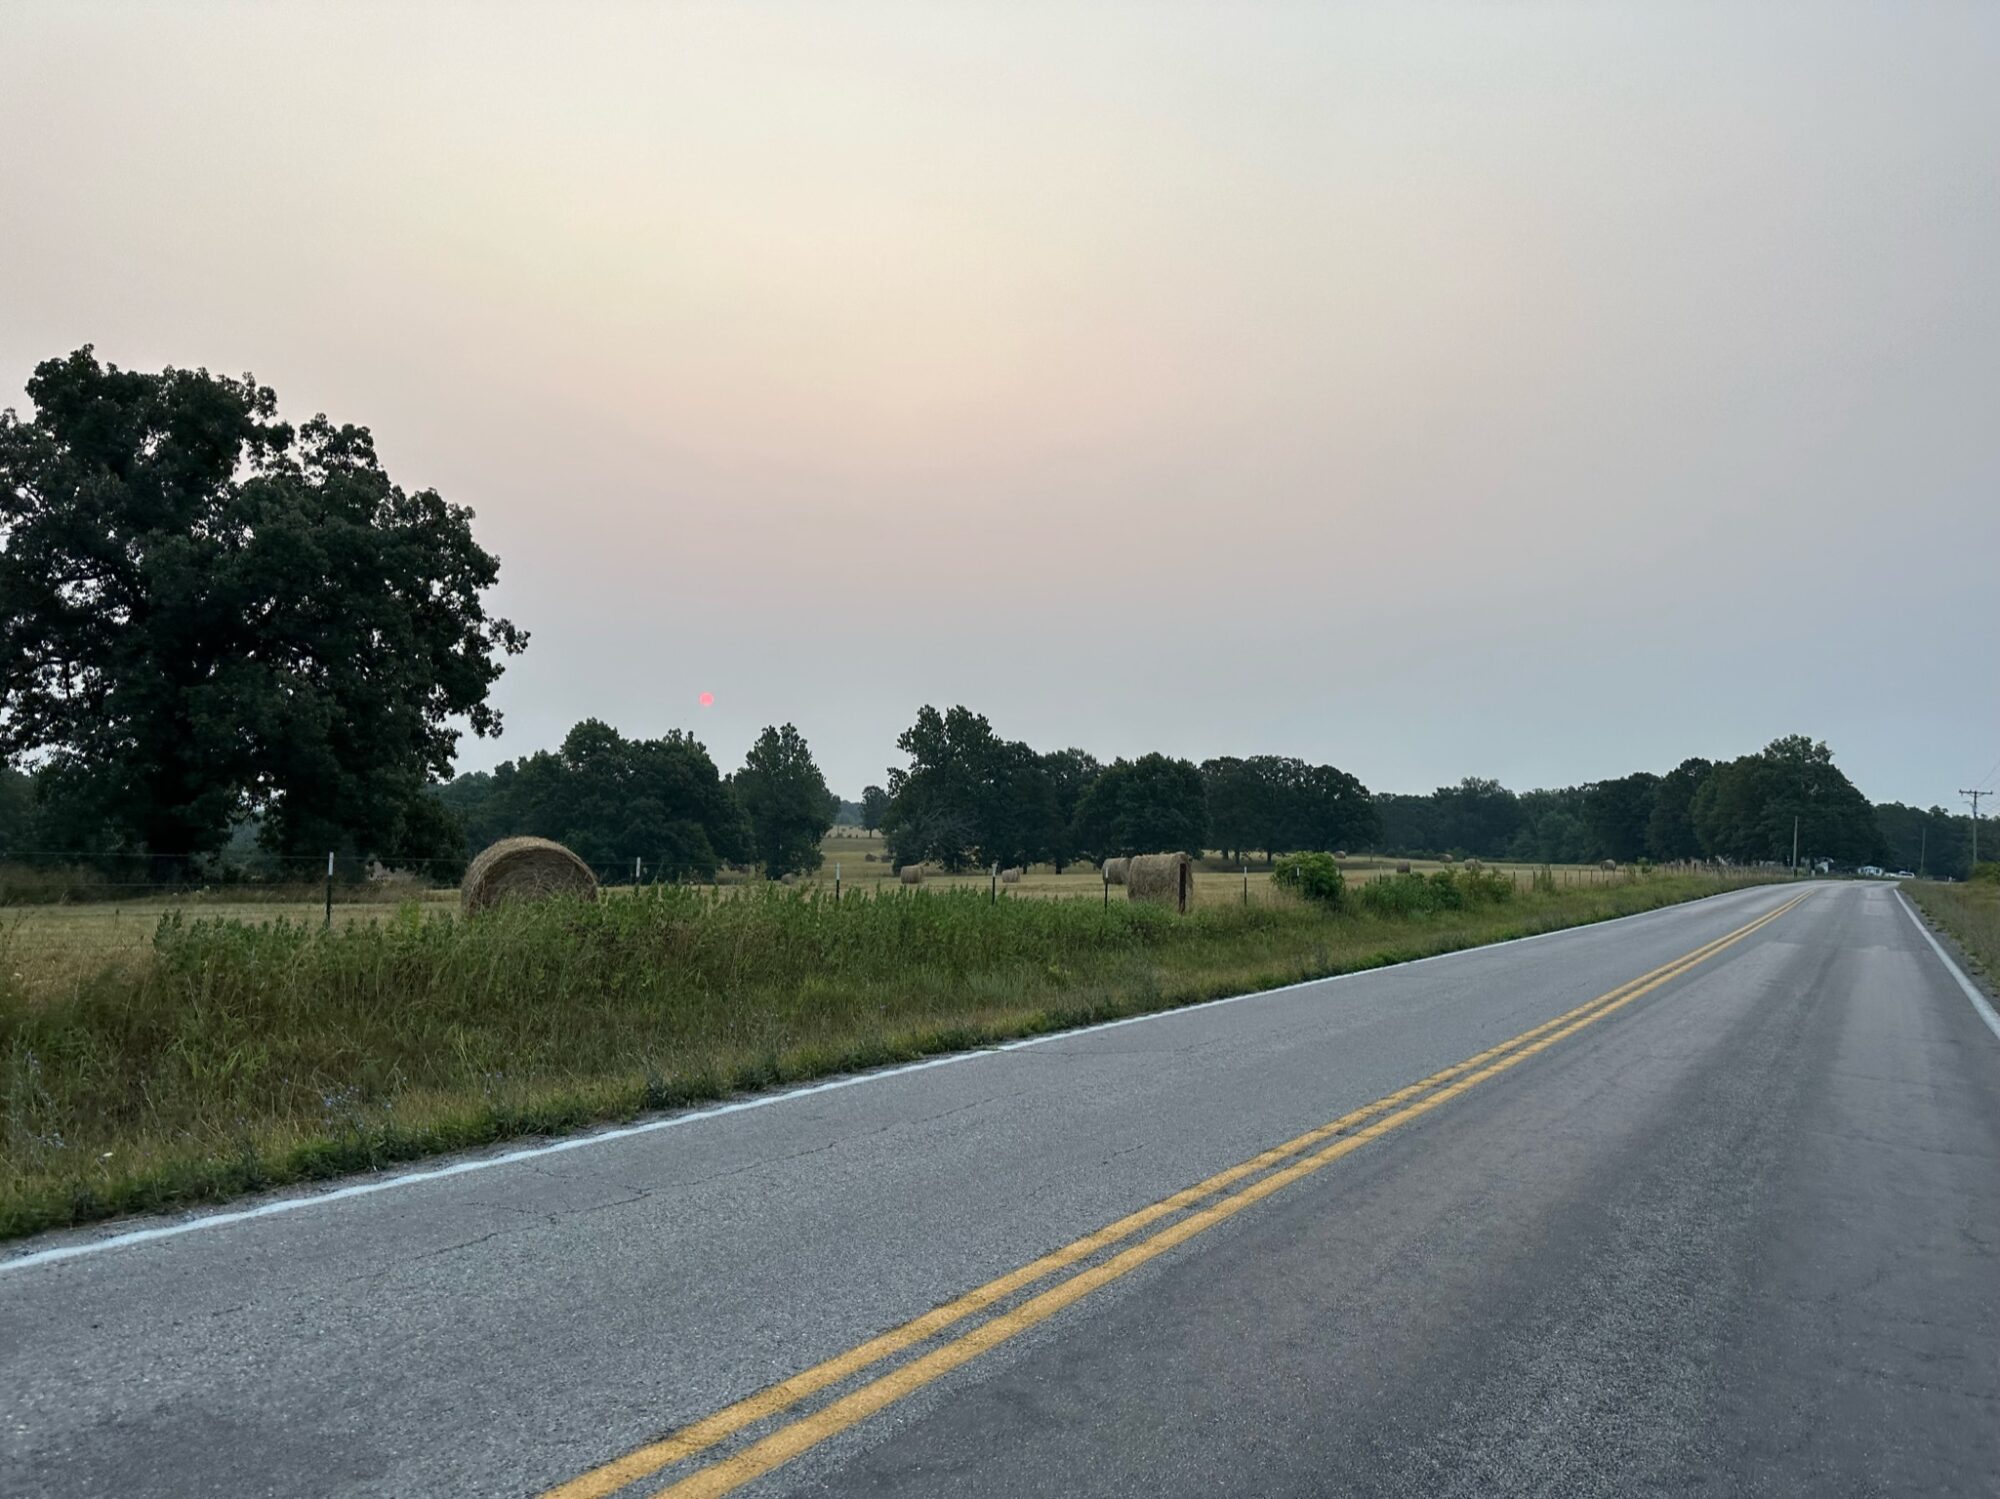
[0,833,1662,1002]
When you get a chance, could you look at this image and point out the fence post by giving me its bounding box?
[1242,864,1248,905]
[835,862,841,902]
[324,851,334,930]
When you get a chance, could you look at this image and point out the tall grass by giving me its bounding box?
[2,873,1776,1240]
[1904,878,2000,989]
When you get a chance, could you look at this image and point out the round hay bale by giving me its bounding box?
[780,872,798,887]
[1396,861,1412,874]
[1332,850,1347,861]
[1600,859,1617,872]
[1102,856,1128,886]
[1126,852,1193,914]
[1440,852,1456,864]
[1000,866,1023,884]
[460,836,598,916]
[1465,858,1483,873]
[898,864,924,885]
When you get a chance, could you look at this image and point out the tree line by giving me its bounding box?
[0,349,1982,886]
[865,705,1379,873]
[1374,735,1980,877]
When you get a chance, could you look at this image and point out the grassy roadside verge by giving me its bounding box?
[2,872,1778,1241]
[1903,878,2000,993]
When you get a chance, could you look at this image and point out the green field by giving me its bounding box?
[0,862,1778,1241]
[0,836,1666,1002]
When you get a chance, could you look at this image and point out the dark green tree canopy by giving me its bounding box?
[859,784,889,834]
[1646,757,1714,862]
[1692,736,1880,865]
[1583,771,1660,865]
[1073,752,1209,860]
[444,719,750,879]
[1201,754,1377,861]
[0,348,525,867]
[731,723,835,878]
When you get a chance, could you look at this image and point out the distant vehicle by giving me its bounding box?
[1893,870,1915,879]
[1857,865,1885,878]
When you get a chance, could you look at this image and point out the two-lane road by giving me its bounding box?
[5,881,1996,1496]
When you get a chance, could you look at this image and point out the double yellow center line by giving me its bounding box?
[545,888,1810,1499]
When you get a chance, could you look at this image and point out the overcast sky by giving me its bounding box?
[3,2,1995,806]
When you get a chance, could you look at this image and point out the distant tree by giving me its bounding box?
[1508,786,1594,864]
[1200,757,1263,861]
[1693,737,1877,865]
[731,723,835,878]
[860,785,889,834]
[1038,748,1101,872]
[0,347,525,877]
[880,705,1000,872]
[1297,761,1378,852]
[1646,758,1714,861]
[1073,753,1208,859]
[450,721,750,879]
[1374,792,1441,856]
[879,705,1057,871]
[1873,802,1972,880]
[1430,777,1523,859]
[1584,772,1660,864]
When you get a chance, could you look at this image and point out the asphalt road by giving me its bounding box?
[4,881,1996,1497]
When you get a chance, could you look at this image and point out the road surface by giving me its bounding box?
[4,880,1996,1497]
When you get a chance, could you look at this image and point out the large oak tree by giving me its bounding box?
[0,348,525,870]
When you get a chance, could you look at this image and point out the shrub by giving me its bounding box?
[1272,852,1345,909]
[1971,862,2000,885]
[1357,867,1512,918]
[0,863,111,906]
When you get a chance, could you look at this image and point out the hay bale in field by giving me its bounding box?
[1333,850,1347,861]
[1440,852,1456,864]
[1126,852,1193,914]
[898,864,924,885]
[1600,859,1617,872]
[1000,867,1023,884]
[460,836,598,916]
[780,872,798,887]
[1465,859,1483,873]
[1101,857,1128,885]
[1396,861,1412,874]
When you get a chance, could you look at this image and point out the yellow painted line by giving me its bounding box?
[543,889,1808,1499]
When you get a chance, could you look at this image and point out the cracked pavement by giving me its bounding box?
[2,881,1995,1497]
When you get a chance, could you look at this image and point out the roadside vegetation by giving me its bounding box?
[1905,865,2000,991]
[1,869,1778,1241]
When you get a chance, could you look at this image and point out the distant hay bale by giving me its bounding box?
[1332,850,1347,861]
[1600,859,1617,871]
[1126,852,1193,914]
[1465,859,1483,873]
[1000,867,1023,884]
[898,864,924,885]
[1101,857,1128,886]
[1440,852,1456,864]
[1396,861,1412,874]
[460,836,598,916]
[780,872,798,886]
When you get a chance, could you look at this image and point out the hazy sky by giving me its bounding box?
[4,3,1996,806]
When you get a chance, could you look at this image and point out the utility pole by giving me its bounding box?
[1791,816,1799,877]
[1963,789,1988,868]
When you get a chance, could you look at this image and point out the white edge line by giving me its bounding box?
[1895,888,2000,1043]
[1,881,1796,1276]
